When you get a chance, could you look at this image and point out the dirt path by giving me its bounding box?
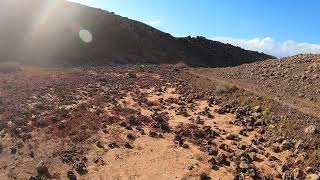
[189,69,320,119]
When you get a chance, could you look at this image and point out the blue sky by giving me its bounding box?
[69,0,320,57]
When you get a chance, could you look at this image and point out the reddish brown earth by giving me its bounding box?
[0,65,318,179]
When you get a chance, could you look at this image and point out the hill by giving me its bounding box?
[0,0,274,67]
[191,54,320,171]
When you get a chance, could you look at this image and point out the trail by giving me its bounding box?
[189,70,320,119]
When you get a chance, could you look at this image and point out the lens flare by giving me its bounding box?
[79,29,93,43]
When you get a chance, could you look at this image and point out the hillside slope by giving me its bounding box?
[0,0,274,67]
[191,54,320,160]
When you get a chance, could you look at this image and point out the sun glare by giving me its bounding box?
[79,29,93,43]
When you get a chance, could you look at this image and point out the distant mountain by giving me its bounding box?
[0,0,275,67]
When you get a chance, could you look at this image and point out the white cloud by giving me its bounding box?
[211,36,320,57]
[149,20,161,26]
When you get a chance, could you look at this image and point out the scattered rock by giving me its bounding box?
[10,147,17,154]
[306,174,320,180]
[108,142,119,149]
[182,143,189,149]
[75,162,88,175]
[128,72,137,78]
[305,125,318,135]
[198,172,211,180]
[96,141,104,149]
[226,134,239,141]
[268,156,280,162]
[28,176,37,180]
[306,166,317,174]
[208,147,219,156]
[208,158,217,169]
[67,170,77,180]
[127,133,136,141]
[124,142,133,149]
[216,154,230,166]
[281,140,294,150]
[36,161,49,175]
[57,122,65,130]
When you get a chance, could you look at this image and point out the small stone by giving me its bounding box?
[226,134,239,141]
[36,161,49,175]
[254,119,265,126]
[124,142,133,149]
[28,176,37,180]
[305,166,317,174]
[271,145,281,153]
[57,122,65,130]
[219,143,232,152]
[268,156,279,162]
[67,170,77,180]
[128,72,137,78]
[96,141,104,149]
[188,165,194,170]
[30,151,35,158]
[108,142,119,149]
[305,125,317,135]
[208,157,216,168]
[306,174,320,180]
[127,133,136,141]
[10,147,17,154]
[208,147,219,156]
[198,172,211,180]
[217,154,230,166]
[207,114,214,119]
[75,162,88,175]
[253,106,262,113]
[294,140,304,150]
[237,142,247,150]
[281,140,294,150]
[182,144,189,149]
[248,152,257,162]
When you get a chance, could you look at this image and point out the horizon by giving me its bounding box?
[68,0,320,57]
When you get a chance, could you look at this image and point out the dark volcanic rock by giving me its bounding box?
[36,161,48,175]
[75,162,88,175]
[67,171,77,180]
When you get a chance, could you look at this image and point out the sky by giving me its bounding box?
[68,0,320,57]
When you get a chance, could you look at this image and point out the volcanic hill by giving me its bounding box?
[0,0,274,67]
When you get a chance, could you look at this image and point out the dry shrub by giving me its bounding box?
[214,83,238,94]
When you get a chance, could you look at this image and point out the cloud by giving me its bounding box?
[149,20,161,26]
[211,36,320,57]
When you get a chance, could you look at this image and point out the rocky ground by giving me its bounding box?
[0,64,319,179]
[193,54,320,117]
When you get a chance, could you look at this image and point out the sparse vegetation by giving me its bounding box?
[0,64,319,179]
[0,62,21,73]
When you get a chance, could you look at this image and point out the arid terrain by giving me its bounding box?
[192,54,320,117]
[0,1,319,180]
[0,64,319,180]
